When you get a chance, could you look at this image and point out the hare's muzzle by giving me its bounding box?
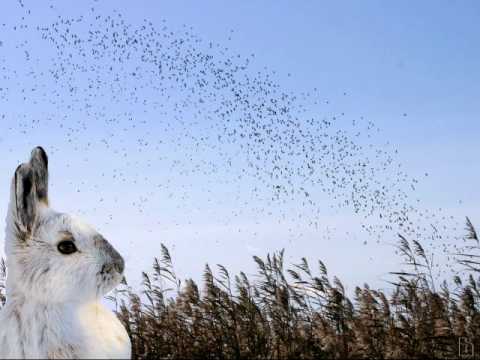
[113,254,125,274]
[101,258,124,275]
[95,234,125,275]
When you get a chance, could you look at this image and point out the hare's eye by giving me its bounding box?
[57,240,77,255]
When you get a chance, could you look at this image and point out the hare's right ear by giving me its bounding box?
[29,146,49,205]
[14,147,49,233]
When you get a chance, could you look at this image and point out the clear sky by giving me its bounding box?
[0,0,479,293]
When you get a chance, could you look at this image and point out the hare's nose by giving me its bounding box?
[113,255,125,274]
[95,234,125,274]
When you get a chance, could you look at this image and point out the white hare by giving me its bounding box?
[0,147,131,359]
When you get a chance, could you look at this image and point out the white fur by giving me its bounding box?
[0,148,131,359]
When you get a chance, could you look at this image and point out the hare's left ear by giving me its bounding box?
[14,147,49,233]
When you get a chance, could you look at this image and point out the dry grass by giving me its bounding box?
[1,219,480,359]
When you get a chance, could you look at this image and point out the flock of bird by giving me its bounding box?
[0,0,464,280]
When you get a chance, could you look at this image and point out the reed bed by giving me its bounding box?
[1,219,479,359]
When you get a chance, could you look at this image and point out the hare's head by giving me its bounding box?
[4,147,125,303]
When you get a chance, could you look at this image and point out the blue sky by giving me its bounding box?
[0,0,479,293]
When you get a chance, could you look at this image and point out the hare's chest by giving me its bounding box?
[76,302,131,359]
[0,303,81,359]
[0,302,131,359]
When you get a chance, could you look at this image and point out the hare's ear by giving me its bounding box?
[14,164,37,233]
[14,147,49,233]
[29,146,49,205]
